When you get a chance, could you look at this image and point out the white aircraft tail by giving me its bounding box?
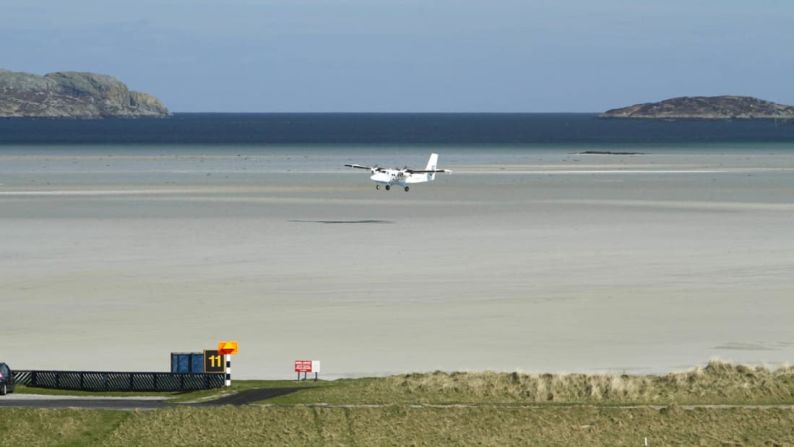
[426,153,439,181]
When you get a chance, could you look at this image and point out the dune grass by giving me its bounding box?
[13,361,794,405]
[13,361,794,406]
[1,406,793,446]
[268,361,794,405]
[0,409,128,447]
[4,362,794,446]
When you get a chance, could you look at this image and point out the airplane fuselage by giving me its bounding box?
[370,170,430,187]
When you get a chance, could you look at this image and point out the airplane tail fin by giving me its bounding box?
[426,153,439,181]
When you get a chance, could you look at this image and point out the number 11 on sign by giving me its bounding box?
[204,350,225,373]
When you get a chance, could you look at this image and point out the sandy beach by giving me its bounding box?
[2,146,793,378]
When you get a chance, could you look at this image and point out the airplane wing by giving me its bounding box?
[346,164,388,172]
[405,169,452,174]
[345,164,373,170]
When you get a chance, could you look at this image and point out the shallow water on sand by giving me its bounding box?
[2,145,793,378]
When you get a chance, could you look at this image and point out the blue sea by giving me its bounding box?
[1,113,794,146]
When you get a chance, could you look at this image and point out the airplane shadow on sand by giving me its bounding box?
[289,219,395,224]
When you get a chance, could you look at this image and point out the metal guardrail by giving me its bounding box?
[12,370,224,392]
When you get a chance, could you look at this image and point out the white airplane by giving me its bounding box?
[345,153,451,191]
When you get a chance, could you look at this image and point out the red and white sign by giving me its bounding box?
[294,360,313,373]
[294,360,321,373]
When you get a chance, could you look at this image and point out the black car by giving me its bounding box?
[0,363,15,395]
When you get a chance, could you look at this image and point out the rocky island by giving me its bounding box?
[602,96,794,120]
[0,69,169,118]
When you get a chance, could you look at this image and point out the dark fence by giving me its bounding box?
[13,370,224,392]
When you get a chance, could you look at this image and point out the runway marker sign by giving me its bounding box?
[204,350,224,373]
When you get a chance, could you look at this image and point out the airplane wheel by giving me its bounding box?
[385,185,391,191]
[376,185,380,190]
[404,186,409,192]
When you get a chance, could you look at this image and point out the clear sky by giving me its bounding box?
[1,0,792,112]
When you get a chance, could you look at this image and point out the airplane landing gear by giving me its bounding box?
[385,185,391,191]
[376,185,380,190]
[404,186,409,192]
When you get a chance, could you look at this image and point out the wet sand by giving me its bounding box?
[2,147,793,378]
